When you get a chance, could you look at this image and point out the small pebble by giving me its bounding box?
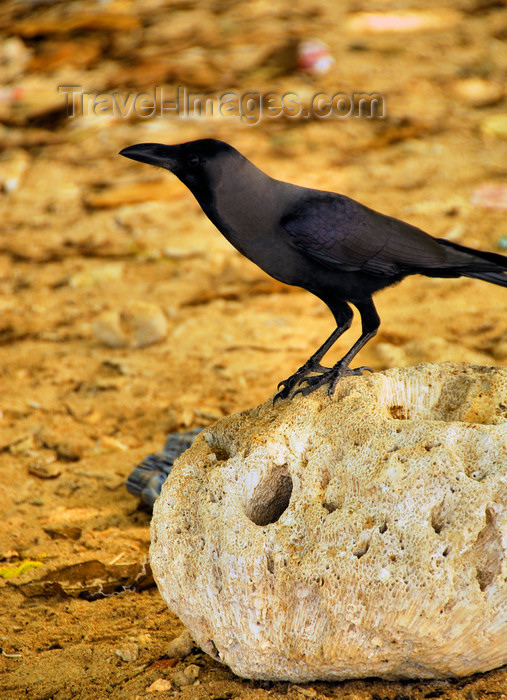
[452,78,503,108]
[471,184,507,211]
[293,687,318,698]
[115,643,139,662]
[9,434,35,454]
[346,9,461,34]
[184,664,200,682]
[98,436,129,452]
[42,526,82,541]
[69,263,124,289]
[166,629,194,659]
[0,149,30,193]
[172,663,200,687]
[172,670,191,688]
[56,437,91,461]
[28,461,61,479]
[93,301,168,348]
[147,678,173,693]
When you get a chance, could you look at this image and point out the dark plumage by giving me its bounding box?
[126,429,202,509]
[120,139,507,401]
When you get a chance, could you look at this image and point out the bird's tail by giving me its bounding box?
[437,238,507,288]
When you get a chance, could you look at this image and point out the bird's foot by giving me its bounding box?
[273,362,330,404]
[293,363,373,399]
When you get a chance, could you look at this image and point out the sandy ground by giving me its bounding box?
[0,0,506,698]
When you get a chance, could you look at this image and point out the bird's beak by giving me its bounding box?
[119,143,178,171]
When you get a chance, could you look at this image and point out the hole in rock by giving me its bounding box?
[244,465,293,526]
[323,500,340,514]
[204,432,230,462]
[320,469,331,489]
[473,507,503,592]
[354,540,370,559]
[266,552,275,574]
[211,445,230,461]
[430,500,450,535]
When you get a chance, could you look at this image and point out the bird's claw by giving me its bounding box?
[273,383,291,404]
[273,363,331,404]
[278,364,373,401]
[348,365,373,375]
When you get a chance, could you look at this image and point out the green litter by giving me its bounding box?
[0,560,43,579]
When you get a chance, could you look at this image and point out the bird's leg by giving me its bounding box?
[274,303,353,403]
[294,300,380,398]
[274,328,345,401]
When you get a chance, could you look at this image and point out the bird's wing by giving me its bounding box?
[281,194,470,276]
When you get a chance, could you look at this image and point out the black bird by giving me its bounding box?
[119,139,507,402]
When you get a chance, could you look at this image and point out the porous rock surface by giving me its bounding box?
[150,363,507,681]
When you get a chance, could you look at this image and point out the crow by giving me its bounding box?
[120,139,507,402]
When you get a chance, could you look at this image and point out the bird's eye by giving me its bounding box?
[186,153,200,168]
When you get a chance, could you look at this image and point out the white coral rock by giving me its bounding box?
[150,363,507,681]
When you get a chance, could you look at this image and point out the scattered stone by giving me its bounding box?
[346,9,462,34]
[8,434,36,454]
[151,364,507,681]
[147,678,173,693]
[56,438,91,462]
[5,76,68,124]
[28,461,61,479]
[68,263,124,289]
[0,37,32,83]
[0,149,29,193]
[167,629,194,659]
[471,184,507,211]
[98,436,129,452]
[92,301,168,348]
[293,687,318,698]
[42,526,82,541]
[115,642,139,662]
[92,310,131,347]
[183,664,200,682]
[172,664,200,687]
[452,78,503,108]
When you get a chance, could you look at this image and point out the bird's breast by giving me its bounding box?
[201,180,303,285]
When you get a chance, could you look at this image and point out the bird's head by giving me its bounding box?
[119,138,241,201]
